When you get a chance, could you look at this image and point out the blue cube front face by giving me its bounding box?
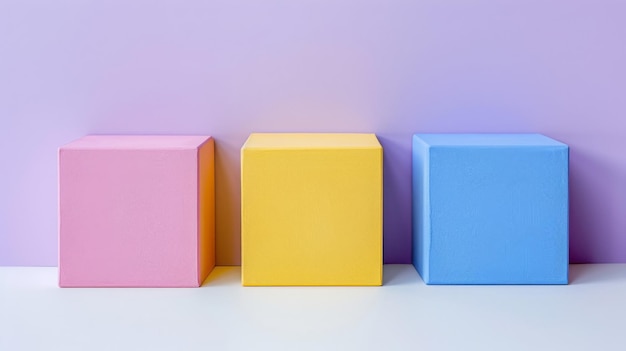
[412,134,569,285]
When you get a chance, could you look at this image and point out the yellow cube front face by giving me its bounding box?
[241,134,383,286]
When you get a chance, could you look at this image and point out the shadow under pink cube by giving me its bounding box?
[59,135,215,287]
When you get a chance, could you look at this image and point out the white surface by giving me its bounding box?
[1,264,625,351]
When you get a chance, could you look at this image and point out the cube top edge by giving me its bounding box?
[60,135,213,151]
[413,133,567,148]
[242,133,381,150]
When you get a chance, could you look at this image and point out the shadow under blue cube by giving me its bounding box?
[412,134,569,285]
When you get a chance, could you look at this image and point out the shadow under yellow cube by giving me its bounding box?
[241,133,383,286]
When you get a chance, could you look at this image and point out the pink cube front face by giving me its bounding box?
[59,136,214,287]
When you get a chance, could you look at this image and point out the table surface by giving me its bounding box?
[1,264,624,351]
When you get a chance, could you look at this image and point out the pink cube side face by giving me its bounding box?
[59,136,215,287]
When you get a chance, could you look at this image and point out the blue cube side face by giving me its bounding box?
[427,145,569,284]
[412,136,431,283]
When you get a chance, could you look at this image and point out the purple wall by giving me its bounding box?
[2,1,625,266]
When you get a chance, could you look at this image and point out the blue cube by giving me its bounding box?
[412,134,569,285]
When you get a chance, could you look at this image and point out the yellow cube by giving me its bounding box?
[241,133,383,286]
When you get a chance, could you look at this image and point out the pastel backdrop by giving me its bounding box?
[1,0,625,266]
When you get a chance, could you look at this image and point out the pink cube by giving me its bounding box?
[59,135,215,287]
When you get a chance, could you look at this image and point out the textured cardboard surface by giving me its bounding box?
[413,134,569,284]
[197,138,216,286]
[241,133,382,286]
[59,135,214,287]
